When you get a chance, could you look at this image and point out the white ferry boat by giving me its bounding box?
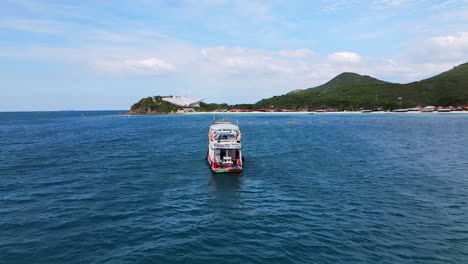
[207,121,243,173]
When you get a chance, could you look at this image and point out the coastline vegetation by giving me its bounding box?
[255,62,468,111]
[129,96,179,114]
[129,62,468,114]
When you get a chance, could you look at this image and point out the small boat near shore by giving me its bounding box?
[421,106,436,112]
[392,109,409,112]
[437,107,452,112]
[207,120,243,173]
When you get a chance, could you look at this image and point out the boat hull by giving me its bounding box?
[207,154,242,173]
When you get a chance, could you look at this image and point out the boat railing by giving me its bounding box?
[212,142,241,149]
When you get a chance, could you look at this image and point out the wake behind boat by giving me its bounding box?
[207,120,243,173]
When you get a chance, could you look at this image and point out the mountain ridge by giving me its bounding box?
[129,62,468,113]
[307,72,391,94]
[254,62,468,110]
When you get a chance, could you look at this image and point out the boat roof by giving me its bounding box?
[210,123,240,132]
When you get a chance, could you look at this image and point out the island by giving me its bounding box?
[128,62,468,114]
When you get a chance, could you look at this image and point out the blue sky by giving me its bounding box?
[1,0,468,111]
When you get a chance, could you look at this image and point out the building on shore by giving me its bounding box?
[162,96,203,108]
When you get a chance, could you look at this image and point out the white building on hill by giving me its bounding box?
[162,97,203,108]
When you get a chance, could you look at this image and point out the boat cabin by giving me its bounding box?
[209,123,241,143]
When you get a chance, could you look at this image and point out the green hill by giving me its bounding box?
[129,63,468,113]
[255,62,468,110]
[313,72,390,93]
[129,96,179,114]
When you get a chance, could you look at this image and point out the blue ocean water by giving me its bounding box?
[1,111,468,263]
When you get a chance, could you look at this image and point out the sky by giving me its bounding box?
[1,0,468,111]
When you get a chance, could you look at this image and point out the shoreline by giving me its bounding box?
[184,111,468,115]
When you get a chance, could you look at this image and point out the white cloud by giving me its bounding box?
[195,46,385,99]
[92,57,176,75]
[194,46,322,101]
[328,52,363,64]
[195,40,462,87]
[428,32,468,48]
[201,46,277,74]
[410,32,468,62]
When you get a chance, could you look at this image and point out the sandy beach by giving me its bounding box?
[185,111,468,115]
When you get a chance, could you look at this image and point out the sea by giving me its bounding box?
[1,111,468,263]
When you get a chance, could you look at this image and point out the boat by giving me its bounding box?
[408,107,422,112]
[207,120,243,173]
[361,109,373,113]
[392,109,409,112]
[421,106,436,112]
[437,107,451,112]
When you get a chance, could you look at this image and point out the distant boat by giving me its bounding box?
[361,110,373,113]
[392,109,409,112]
[437,107,451,112]
[408,107,421,112]
[421,106,436,112]
[207,121,243,173]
